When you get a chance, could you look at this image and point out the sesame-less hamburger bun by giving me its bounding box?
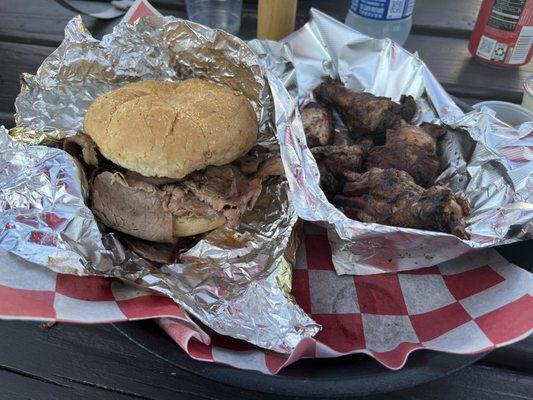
[84,79,258,179]
[80,79,263,248]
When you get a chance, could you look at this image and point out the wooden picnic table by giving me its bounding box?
[0,1,531,399]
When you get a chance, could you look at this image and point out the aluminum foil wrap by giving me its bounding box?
[3,15,319,352]
[270,9,532,275]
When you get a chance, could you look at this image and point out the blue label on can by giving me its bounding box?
[350,0,415,20]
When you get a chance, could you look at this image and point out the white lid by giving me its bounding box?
[473,100,533,127]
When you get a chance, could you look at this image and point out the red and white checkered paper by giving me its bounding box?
[1,224,531,373]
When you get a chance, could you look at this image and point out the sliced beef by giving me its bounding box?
[91,171,176,243]
[232,153,269,175]
[63,132,100,167]
[119,233,196,264]
[257,156,285,179]
[165,185,221,220]
[184,165,262,226]
[90,165,262,244]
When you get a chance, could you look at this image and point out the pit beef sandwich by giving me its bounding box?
[66,79,269,263]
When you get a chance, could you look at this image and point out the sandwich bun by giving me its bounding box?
[84,79,258,179]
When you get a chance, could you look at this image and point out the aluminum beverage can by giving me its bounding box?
[469,0,532,67]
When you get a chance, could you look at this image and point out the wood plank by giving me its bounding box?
[73,0,486,37]
[0,42,54,115]
[0,0,119,46]
[412,0,482,38]
[148,0,350,37]
[0,320,531,400]
[404,34,532,103]
[0,112,14,128]
[384,364,533,400]
[0,369,138,400]
[481,336,533,373]
[0,321,279,400]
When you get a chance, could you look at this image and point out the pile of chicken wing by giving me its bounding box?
[302,78,469,238]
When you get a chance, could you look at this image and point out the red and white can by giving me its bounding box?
[469,0,533,67]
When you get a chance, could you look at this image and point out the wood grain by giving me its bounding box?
[0,0,116,46]
[404,35,533,103]
[0,320,530,400]
[412,0,482,38]
[0,321,275,400]
[0,112,14,128]
[257,0,298,41]
[0,41,54,119]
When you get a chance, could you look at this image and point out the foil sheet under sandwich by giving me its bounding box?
[3,16,319,352]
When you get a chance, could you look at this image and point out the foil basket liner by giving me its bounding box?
[266,9,532,275]
[3,16,319,353]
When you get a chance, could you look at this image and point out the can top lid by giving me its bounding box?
[525,75,533,96]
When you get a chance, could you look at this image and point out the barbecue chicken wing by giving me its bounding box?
[311,145,365,195]
[334,168,469,238]
[313,78,417,137]
[364,123,446,187]
[301,102,334,147]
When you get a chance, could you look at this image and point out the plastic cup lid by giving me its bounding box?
[473,100,533,127]
[524,74,533,97]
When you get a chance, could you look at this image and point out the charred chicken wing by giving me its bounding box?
[301,102,334,147]
[311,145,365,194]
[364,123,446,187]
[334,168,469,238]
[313,78,417,137]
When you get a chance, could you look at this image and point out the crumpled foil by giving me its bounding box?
[3,15,319,352]
[267,9,533,275]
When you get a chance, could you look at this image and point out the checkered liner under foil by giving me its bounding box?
[1,224,531,373]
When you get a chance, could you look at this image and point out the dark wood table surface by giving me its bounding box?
[0,1,531,399]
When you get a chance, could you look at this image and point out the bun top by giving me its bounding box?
[84,79,258,178]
